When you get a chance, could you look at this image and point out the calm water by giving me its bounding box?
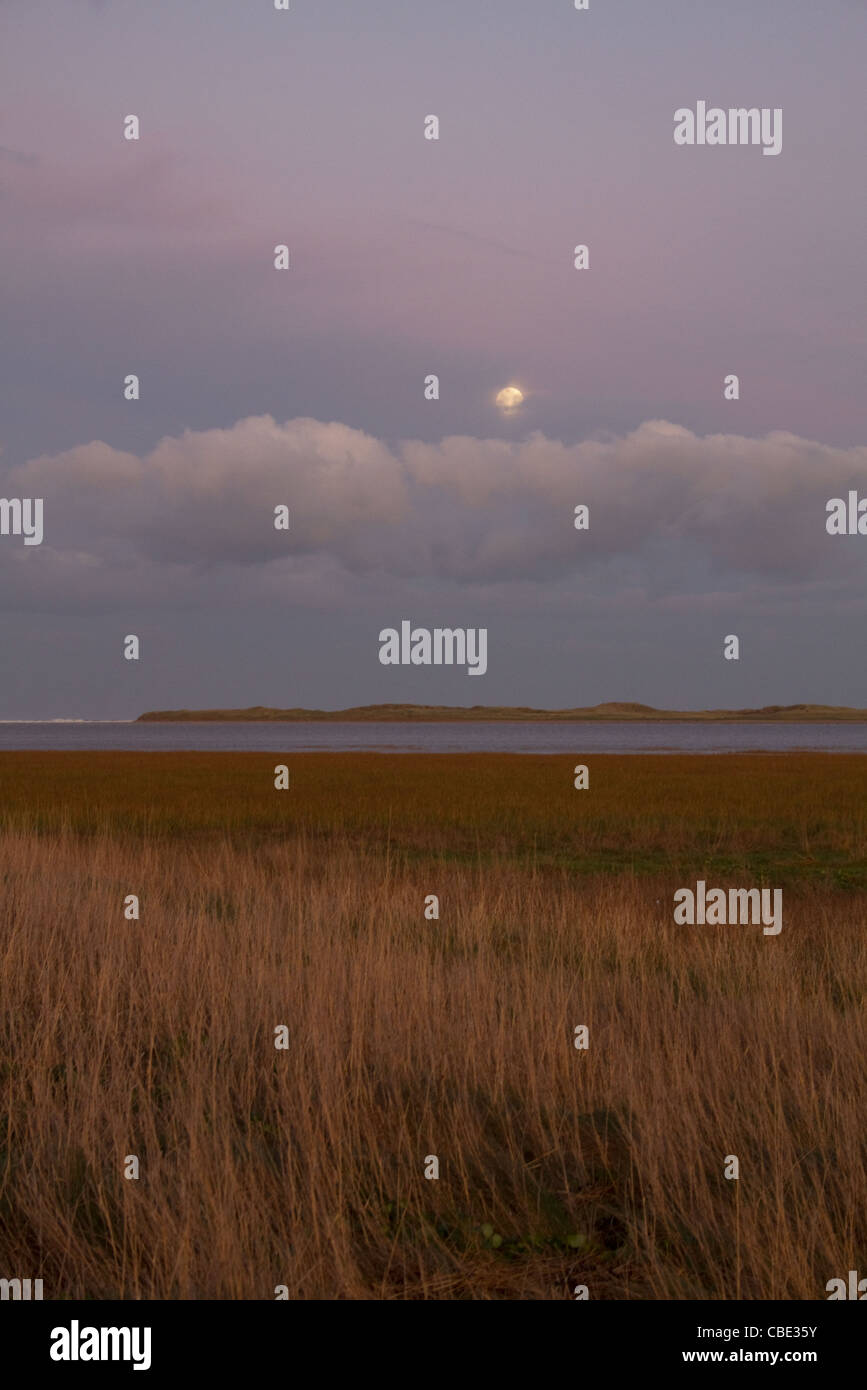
[1,721,866,753]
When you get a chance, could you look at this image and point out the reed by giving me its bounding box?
[0,753,863,1299]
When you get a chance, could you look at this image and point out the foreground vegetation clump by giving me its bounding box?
[0,753,864,1299]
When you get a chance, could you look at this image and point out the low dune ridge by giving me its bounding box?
[136,702,867,722]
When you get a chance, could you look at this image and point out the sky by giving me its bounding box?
[1,0,866,717]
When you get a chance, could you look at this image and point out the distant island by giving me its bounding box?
[137,703,867,723]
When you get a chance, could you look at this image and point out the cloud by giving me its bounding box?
[0,146,38,166]
[2,416,866,611]
[0,144,240,252]
[403,216,532,261]
[401,421,867,581]
[4,417,408,598]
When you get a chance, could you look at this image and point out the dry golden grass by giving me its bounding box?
[0,754,865,1299]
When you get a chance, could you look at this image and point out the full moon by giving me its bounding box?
[496,385,524,410]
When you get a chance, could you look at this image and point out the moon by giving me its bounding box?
[496,385,524,411]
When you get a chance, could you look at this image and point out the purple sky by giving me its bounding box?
[1,0,866,716]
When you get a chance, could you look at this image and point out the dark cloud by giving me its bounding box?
[0,146,38,165]
[2,416,865,614]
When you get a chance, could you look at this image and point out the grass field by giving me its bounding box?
[0,753,865,1299]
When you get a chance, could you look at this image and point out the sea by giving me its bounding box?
[0,721,865,754]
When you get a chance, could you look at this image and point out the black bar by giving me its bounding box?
[3,1299,861,1376]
